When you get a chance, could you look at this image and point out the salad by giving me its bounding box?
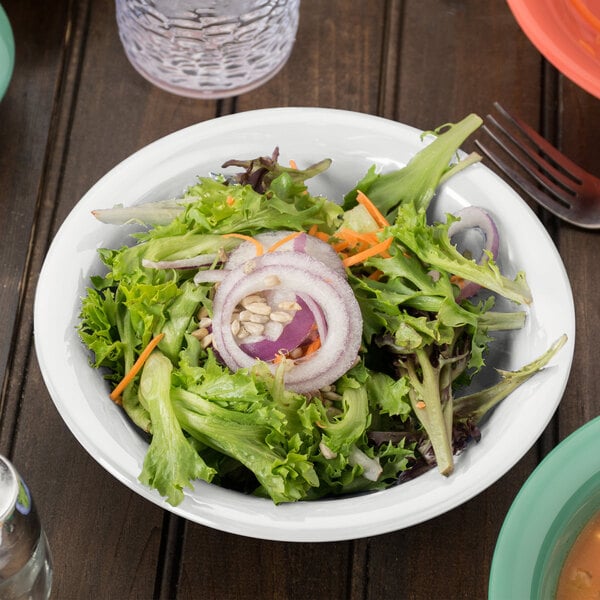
[78,114,566,506]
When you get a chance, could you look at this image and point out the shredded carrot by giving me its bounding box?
[307,224,330,241]
[226,195,235,206]
[223,233,264,256]
[335,228,381,252]
[312,231,331,242]
[342,237,393,267]
[272,352,286,364]
[416,400,426,409]
[289,159,298,169]
[368,269,384,281]
[267,231,302,253]
[356,190,390,228]
[303,337,321,356]
[331,239,351,253]
[109,333,166,403]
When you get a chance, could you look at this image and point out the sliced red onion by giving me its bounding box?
[142,253,219,270]
[225,230,345,276]
[447,207,500,301]
[211,252,362,394]
[348,445,382,482]
[192,269,228,284]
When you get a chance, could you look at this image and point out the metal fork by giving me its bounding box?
[475,102,600,230]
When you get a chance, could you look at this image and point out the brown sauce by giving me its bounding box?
[556,510,600,599]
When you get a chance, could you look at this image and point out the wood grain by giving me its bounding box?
[0,0,596,598]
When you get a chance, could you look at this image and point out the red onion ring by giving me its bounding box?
[225,230,346,276]
[192,270,228,284]
[448,206,500,301]
[211,252,362,394]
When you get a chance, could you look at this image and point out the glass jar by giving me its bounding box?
[0,457,52,600]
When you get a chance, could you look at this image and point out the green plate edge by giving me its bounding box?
[0,4,15,101]
[489,415,600,599]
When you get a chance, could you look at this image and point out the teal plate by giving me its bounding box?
[489,415,600,599]
[0,4,14,100]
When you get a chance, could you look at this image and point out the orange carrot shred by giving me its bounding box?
[342,237,393,267]
[303,338,321,356]
[356,190,390,228]
[368,269,384,281]
[109,333,165,403]
[226,195,235,206]
[289,159,298,169]
[223,233,264,256]
[332,240,351,252]
[267,231,302,253]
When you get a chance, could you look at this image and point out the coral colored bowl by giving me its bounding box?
[507,0,600,98]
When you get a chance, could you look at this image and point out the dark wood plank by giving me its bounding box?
[237,0,387,113]
[0,0,70,427]
[555,80,600,436]
[0,0,596,598]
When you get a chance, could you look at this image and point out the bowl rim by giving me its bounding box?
[34,107,576,541]
[0,4,15,101]
[489,415,600,598]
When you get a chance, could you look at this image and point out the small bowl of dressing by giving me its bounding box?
[489,416,600,599]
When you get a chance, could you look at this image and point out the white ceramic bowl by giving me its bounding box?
[34,108,575,542]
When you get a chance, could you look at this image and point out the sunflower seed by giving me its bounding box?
[263,274,281,287]
[191,327,210,340]
[201,333,213,348]
[270,311,293,323]
[243,321,265,336]
[241,294,266,308]
[231,319,241,336]
[245,302,272,316]
[236,326,250,339]
[239,310,269,323]
[278,301,302,311]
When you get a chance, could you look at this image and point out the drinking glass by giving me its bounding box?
[115,0,301,99]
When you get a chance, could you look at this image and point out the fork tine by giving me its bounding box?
[492,102,586,183]
[479,123,575,206]
[475,139,579,224]
[485,115,578,196]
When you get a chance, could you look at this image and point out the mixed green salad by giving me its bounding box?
[78,114,566,506]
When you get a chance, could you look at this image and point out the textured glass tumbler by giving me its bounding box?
[115,0,300,99]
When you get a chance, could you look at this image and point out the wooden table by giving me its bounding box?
[0,1,598,598]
